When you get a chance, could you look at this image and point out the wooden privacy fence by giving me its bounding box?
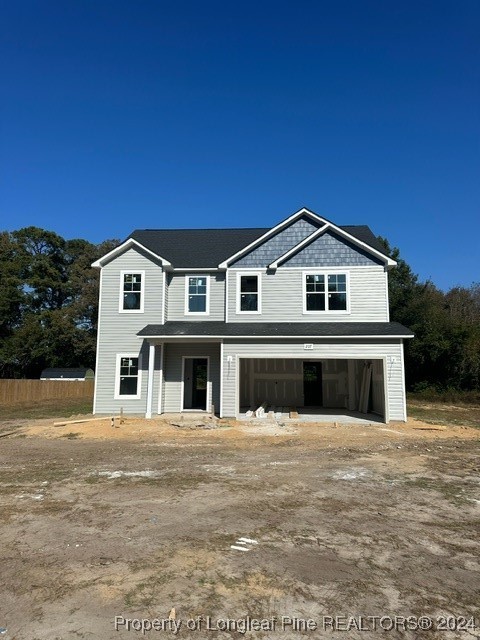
[0,379,95,405]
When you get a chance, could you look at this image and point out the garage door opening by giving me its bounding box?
[239,358,386,422]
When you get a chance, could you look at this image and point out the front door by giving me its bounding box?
[184,358,208,410]
[303,361,323,406]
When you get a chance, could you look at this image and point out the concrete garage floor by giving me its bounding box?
[240,406,384,424]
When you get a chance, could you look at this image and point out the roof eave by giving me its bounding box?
[91,238,173,269]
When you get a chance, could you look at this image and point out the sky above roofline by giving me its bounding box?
[1,1,478,291]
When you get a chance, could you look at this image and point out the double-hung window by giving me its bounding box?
[120,272,144,312]
[238,273,261,313]
[304,272,348,313]
[186,275,209,314]
[115,355,141,398]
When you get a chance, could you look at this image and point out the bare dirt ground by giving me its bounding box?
[0,411,479,640]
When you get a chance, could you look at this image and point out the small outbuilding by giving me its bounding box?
[40,368,95,381]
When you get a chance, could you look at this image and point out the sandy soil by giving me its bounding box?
[0,414,479,639]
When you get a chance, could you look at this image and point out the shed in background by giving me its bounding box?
[40,368,95,381]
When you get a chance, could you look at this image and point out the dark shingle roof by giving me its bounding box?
[137,322,413,338]
[130,228,267,268]
[129,225,388,269]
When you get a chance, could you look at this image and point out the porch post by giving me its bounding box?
[145,342,155,419]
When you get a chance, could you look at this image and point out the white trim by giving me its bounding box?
[325,224,396,267]
[382,356,390,423]
[139,334,414,340]
[91,237,172,268]
[114,353,142,400]
[302,271,351,315]
[385,269,390,322]
[157,343,164,415]
[218,207,395,268]
[173,267,219,272]
[145,343,155,418]
[220,341,224,418]
[265,265,386,271]
[181,356,211,412]
[92,269,103,414]
[119,270,145,314]
[225,270,229,322]
[400,340,407,421]
[268,223,328,269]
[162,271,166,325]
[184,274,210,316]
[236,271,262,315]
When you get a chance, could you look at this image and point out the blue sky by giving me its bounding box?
[1,0,478,290]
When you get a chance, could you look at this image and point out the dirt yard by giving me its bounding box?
[0,411,479,640]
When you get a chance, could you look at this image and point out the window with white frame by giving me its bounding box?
[238,273,260,313]
[186,275,209,314]
[116,355,141,398]
[304,273,348,312]
[121,272,144,312]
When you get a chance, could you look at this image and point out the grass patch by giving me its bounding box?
[60,432,81,439]
[408,389,480,405]
[0,396,93,420]
[407,402,480,429]
[404,476,471,506]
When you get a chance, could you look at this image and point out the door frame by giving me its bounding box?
[303,360,323,407]
[181,356,210,412]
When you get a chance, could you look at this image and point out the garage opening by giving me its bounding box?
[239,358,386,422]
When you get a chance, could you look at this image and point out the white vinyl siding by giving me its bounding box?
[94,246,163,414]
[227,266,389,322]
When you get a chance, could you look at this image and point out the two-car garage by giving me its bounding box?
[238,357,386,419]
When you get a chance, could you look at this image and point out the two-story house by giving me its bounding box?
[92,207,413,422]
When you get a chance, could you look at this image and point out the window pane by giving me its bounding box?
[241,276,258,293]
[306,293,325,311]
[328,274,346,292]
[124,292,140,309]
[329,292,347,310]
[240,293,258,311]
[189,295,206,312]
[124,291,141,310]
[119,376,138,396]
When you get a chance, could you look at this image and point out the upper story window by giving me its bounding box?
[304,272,349,313]
[185,275,209,314]
[120,271,144,313]
[237,273,261,313]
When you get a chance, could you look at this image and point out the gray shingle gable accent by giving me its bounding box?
[137,321,413,338]
[231,215,321,267]
[282,229,384,267]
[126,223,389,269]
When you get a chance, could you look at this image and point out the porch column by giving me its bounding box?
[145,342,155,419]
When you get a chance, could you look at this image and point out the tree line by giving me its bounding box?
[0,227,117,378]
[379,238,480,393]
[0,226,478,392]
